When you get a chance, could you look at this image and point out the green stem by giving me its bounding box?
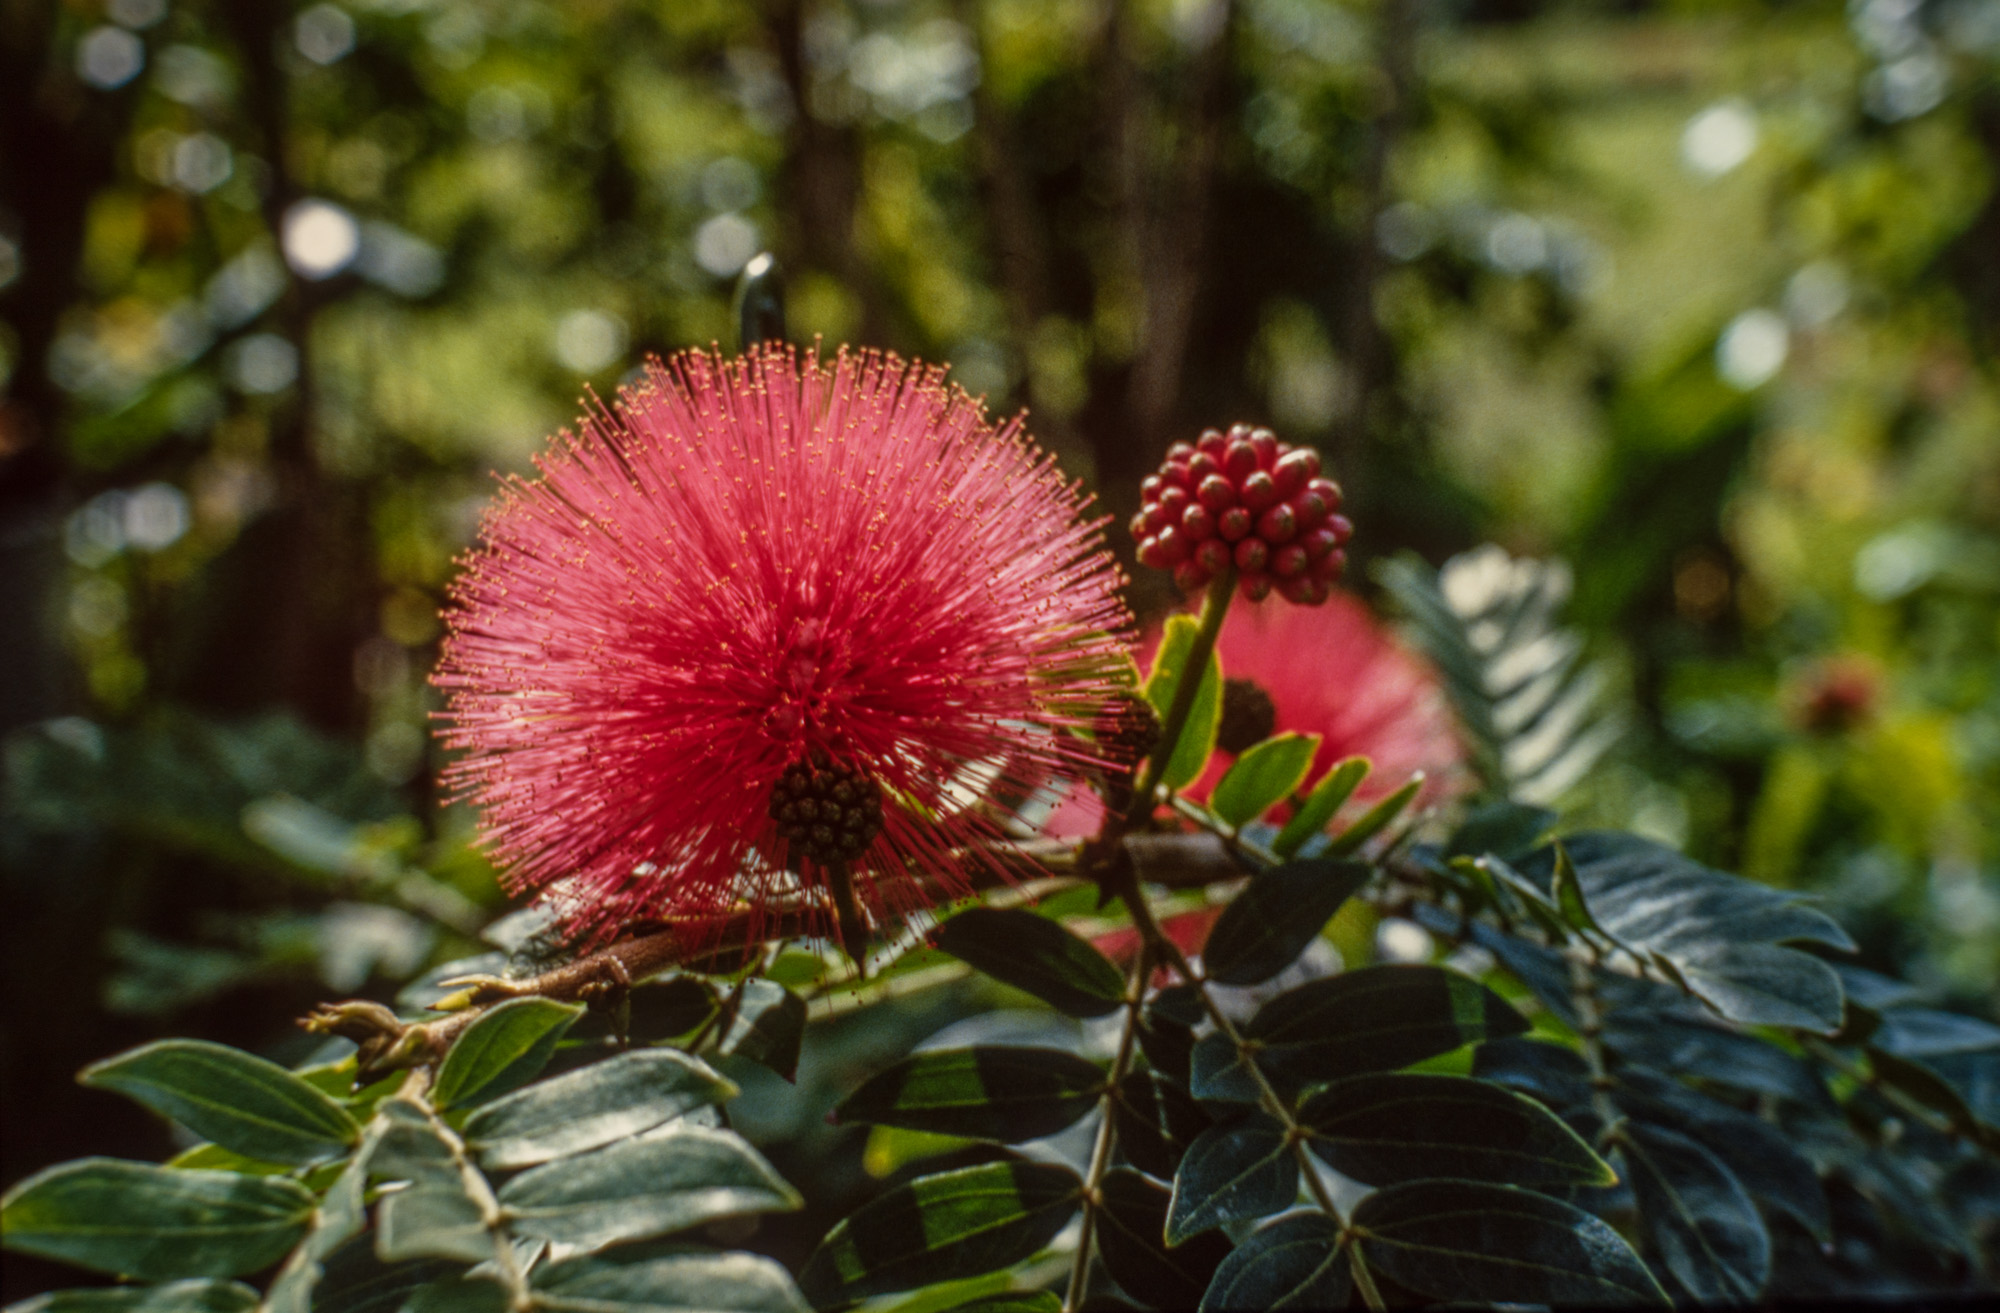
[1115,569,1236,837]
[409,1074,533,1312]
[1105,872,1388,1312]
[1062,942,1153,1313]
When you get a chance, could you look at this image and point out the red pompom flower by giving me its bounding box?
[434,345,1133,949]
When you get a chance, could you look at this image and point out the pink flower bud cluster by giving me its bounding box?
[1131,424,1352,604]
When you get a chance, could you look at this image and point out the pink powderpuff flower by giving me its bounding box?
[434,344,1134,948]
[1040,588,1465,838]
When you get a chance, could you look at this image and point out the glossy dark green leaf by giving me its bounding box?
[1614,1120,1769,1303]
[375,1185,489,1264]
[465,1048,736,1169]
[1198,1212,1350,1313]
[833,1047,1103,1143]
[1187,1033,1262,1106]
[932,908,1127,1019]
[8,1282,260,1313]
[1200,860,1369,987]
[398,1276,510,1313]
[798,1160,1082,1308]
[499,1123,800,1252]
[1866,1047,1992,1141]
[1298,1073,1613,1188]
[1519,833,1852,1032]
[1446,802,1557,860]
[1165,1111,1297,1245]
[1096,1169,1232,1310]
[0,1159,314,1279]
[1272,758,1369,859]
[936,1295,1059,1313]
[79,1040,359,1167]
[310,1237,460,1313]
[1470,1037,1595,1115]
[1112,1070,1211,1181]
[431,998,583,1110]
[615,975,719,1043]
[1871,1005,2000,1057]
[1245,965,1528,1094]
[1352,1179,1669,1307]
[1614,1068,1829,1242]
[1600,1010,1832,1109]
[717,979,808,1082]
[1144,613,1224,792]
[1323,776,1422,857]
[1209,733,1320,828]
[534,1249,809,1313]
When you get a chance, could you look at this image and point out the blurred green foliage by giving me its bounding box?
[3,0,1999,1298]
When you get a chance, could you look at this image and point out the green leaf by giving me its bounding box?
[1209,733,1320,828]
[397,1276,510,1313]
[934,1296,1059,1313]
[1111,1070,1211,1181]
[798,1160,1082,1308]
[931,908,1126,1018]
[1548,841,1606,939]
[1143,613,1224,792]
[1165,1111,1297,1245]
[1868,1047,1993,1140]
[1200,859,1369,986]
[310,1238,461,1313]
[833,1047,1103,1143]
[1198,1213,1350,1313]
[1244,965,1529,1095]
[1272,758,1370,859]
[79,1040,359,1167]
[375,1185,490,1265]
[1447,802,1558,861]
[533,1250,810,1313]
[1323,776,1422,857]
[1297,1072,1613,1188]
[1095,1169,1232,1310]
[498,1123,800,1252]
[1352,1179,1669,1307]
[7,1282,260,1313]
[0,1159,314,1279]
[1520,833,1852,1032]
[1614,1120,1769,1303]
[716,979,808,1082]
[431,998,584,1110]
[1187,1033,1263,1106]
[465,1048,737,1169]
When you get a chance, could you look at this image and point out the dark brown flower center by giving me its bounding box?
[769,750,884,866]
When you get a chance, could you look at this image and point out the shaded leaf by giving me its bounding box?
[431,998,583,1110]
[717,980,808,1082]
[1096,1169,1231,1309]
[1600,1010,1832,1110]
[533,1249,809,1313]
[1245,965,1528,1095]
[79,1041,359,1168]
[0,1159,313,1280]
[1209,733,1319,828]
[1470,1037,1595,1116]
[1615,1120,1769,1303]
[932,909,1126,1019]
[310,1237,460,1313]
[1143,613,1224,792]
[1298,1073,1613,1188]
[1200,859,1369,987]
[798,1160,1082,1307]
[1165,1111,1297,1245]
[833,1047,1103,1143]
[376,1185,489,1265]
[1352,1178,1668,1306]
[499,1123,800,1252]
[467,1048,736,1170]
[397,1276,509,1313]
[1112,1070,1210,1181]
[1272,758,1369,860]
[7,1283,259,1313]
[1187,1034,1262,1106]
[1198,1212,1349,1313]
[1520,833,1851,1032]
[1446,803,1556,861]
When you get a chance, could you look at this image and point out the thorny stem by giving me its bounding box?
[1110,569,1235,843]
[1063,941,1153,1313]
